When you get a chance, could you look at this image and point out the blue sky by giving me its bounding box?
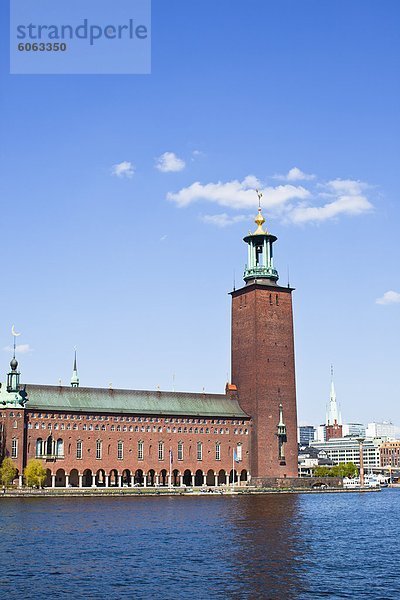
[1,0,399,427]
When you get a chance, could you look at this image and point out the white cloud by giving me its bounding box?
[167,173,374,227]
[3,344,32,354]
[376,291,400,305]
[167,175,310,211]
[156,152,186,173]
[289,179,372,224]
[111,161,135,178]
[201,213,248,228]
[273,167,315,182]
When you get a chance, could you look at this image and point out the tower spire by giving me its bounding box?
[242,191,279,284]
[326,365,341,425]
[7,325,21,392]
[71,348,79,388]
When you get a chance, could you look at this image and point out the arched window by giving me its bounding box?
[46,435,53,456]
[138,440,144,460]
[36,438,43,457]
[76,440,82,459]
[177,440,183,461]
[96,440,102,460]
[215,442,221,461]
[158,441,164,461]
[56,438,64,457]
[117,440,123,460]
[197,441,203,461]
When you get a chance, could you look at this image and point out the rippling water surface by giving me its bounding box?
[0,490,399,599]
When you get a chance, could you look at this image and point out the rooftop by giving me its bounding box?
[24,384,249,418]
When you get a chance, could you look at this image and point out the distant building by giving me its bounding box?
[380,441,400,468]
[366,422,396,439]
[298,445,333,477]
[310,437,384,469]
[298,426,316,446]
[342,423,366,438]
[325,367,342,440]
[315,424,326,442]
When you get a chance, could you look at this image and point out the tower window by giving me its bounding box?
[138,440,144,460]
[158,441,164,461]
[197,441,203,461]
[96,440,102,460]
[117,440,123,460]
[276,295,279,305]
[76,440,82,459]
[215,442,221,461]
[11,439,18,459]
[177,440,183,461]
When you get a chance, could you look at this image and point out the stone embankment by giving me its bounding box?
[0,486,380,498]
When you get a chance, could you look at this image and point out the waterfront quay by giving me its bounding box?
[0,485,380,498]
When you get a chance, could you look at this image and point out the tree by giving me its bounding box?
[314,462,359,478]
[331,462,358,478]
[0,457,17,486]
[313,466,331,477]
[24,459,46,488]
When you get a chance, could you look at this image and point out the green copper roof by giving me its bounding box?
[25,384,248,418]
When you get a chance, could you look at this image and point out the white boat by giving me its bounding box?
[343,475,380,489]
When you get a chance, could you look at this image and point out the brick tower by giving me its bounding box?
[231,200,298,482]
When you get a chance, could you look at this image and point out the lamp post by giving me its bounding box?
[357,437,365,487]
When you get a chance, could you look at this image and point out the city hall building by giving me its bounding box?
[0,207,298,488]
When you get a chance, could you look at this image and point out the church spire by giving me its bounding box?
[71,349,79,388]
[326,365,341,425]
[243,191,279,284]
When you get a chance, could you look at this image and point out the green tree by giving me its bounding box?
[314,462,359,478]
[331,462,358,478]
[24,459,46,488]
[313,466,331,477]
[0,457,17,486]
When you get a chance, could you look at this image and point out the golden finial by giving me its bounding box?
[254,189,267,234]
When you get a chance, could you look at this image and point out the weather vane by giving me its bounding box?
[256,189,263,209]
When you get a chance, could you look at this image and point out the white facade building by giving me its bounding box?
[310,437,384,469]
[342,423,366,438]
[366,422,396,439]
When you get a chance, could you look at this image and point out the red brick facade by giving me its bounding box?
[326,423,343,440]
[231,283,298,479]
[0,405,251,487]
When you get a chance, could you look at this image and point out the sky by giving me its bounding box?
[0,0,399,427]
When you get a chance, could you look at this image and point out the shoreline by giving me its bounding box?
[0,486,381,498]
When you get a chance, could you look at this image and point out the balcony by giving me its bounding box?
[244,266,278,281]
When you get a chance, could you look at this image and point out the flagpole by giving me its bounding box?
[232,446,235,491]
[169,448,172,489]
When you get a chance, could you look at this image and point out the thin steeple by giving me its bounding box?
[71,348,79,388]
[326,365,341,425]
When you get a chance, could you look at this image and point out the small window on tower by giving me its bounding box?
[276,295,279,305]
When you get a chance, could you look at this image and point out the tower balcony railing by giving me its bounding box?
[244,265,279,280]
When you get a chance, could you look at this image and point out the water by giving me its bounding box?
[0,490,399,599]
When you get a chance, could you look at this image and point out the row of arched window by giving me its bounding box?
[35,438,241,461]
[29,422,248,435]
